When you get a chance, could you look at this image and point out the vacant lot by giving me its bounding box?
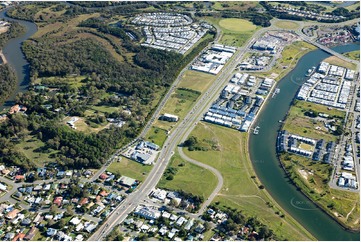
[323,56,357,70]
[146,126,168,147]
[107,157,152,182]
[158,151,218,199]
[178,70,216,93]
[259,41,317,80]
[283,100,345,142]
[219,18,257,32]
[274,20,300,30]
[151,88,200,132]
[15,135,57,167]
[344,50,360,61]
[280,153,360,230]
[212,1,260,11]
[183,122,314,240]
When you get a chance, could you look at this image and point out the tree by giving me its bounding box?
[184,136,198,147]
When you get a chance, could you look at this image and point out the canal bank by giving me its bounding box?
[0,8,37,111]
[249,42,360,241]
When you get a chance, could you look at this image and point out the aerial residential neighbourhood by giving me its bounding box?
[0,1,359,241]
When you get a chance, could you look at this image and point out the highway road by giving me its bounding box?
[88,25,275,241]
[89,18,360,240]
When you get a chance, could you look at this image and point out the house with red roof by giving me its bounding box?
[99,190,108,197]
[99,173,109,180]
[79,197,88,206]
[53,197,63,206]
[12,233,25,241]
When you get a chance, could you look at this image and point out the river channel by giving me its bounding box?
[1,5,360,240]
[0,8,37,110]
[249,43,360,241]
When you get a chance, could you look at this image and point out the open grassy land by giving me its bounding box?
[274,20,300,30]
[323,55,357,70]
[283,100,345,142]
[158,151,218,199]
[107,157,152,182]
[177,70,217,93]
[280,153,360,230]
[150,88,200,131]
[146,126,168,147]
[15,135,57,167]
[204,17,260,47]
[259,41,317,81]
[344,50,360,61]
[181,122,314,240]
[34,75,87,88]
[211,1,260,11]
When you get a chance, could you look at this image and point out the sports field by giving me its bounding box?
[204,17,260,47]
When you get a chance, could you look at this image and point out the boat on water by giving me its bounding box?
[253,126,260,135]
[272,88,280,98]
[305,66,316,77]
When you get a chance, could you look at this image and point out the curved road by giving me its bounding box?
[177,147,223,216]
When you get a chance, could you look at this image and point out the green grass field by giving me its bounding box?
[323,56,357,70]
[344,50,360,61]
[204,17,260,47]
[15,135,57,167]
[219,18,258,32]
[274,20,300,30]
[158,151,218,199]
[212,1,260,11]
[34,75,87,88]
[107,157,152,182]
[298,142,314,152]
[280,153,360,230]
[150,88,200,132]
[178,70,217,93]
[182,122,315,240]
[146,126,168,147]
[283,100,345,142]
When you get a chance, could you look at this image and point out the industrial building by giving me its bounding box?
[159,113,179,122]
[191,44,236,75]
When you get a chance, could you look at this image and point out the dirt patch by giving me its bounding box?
[298,169,309,180]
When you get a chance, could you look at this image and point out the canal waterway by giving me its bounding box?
[0,8,37,110]
[249,42,360,241]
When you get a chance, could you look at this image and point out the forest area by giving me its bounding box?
[0,2,214,170]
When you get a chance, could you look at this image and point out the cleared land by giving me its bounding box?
[283,100,345,142]
[219,18,258,32]
[146,126,168,147]
[280,153,360,230]
[274,20,300,30]
[323,55,357,70]
[212,1,260,11]
[259,41,317,80]
[178,70,217,93]
[15,135,57,167]
[344,50,360,61]
[204,17,260,47]
[158,151,218,199]
[182,122,314,240]
[107,157,152,182]
[150,88,200,131]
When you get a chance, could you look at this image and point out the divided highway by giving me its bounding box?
[89,26,274,241]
